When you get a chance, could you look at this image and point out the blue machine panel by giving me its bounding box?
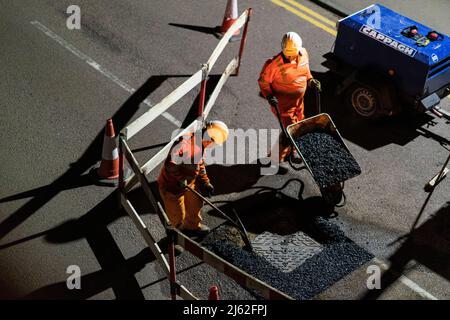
[334,4,450,98]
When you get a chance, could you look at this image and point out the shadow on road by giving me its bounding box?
[0,75,172,240]
[180,74,223,128]
[22,187,165,300]
[168,23,221,39]
[360,201,450,300]
[28,190,155,300]
[0,73,201,299]
[212,179,336,236]
[206,163,264,195]
[11,184,168,300]
[138,163,264,221]
[131,141,170,154]
[25,247,154,300]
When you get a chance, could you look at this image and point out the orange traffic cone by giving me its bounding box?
[208,286,220,300]
[90,118,128,187]
[220,0,241,41]
[98,119,119,179]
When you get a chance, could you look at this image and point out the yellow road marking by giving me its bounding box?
[271,0,337,36]
[284,0,336,27]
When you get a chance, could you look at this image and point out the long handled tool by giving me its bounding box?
[425,151,450,190]
[272,100,304,171]
[185,185,253,252]
[432,105,450,121]
[314,83,322,115]
[390,151,450,246]
[270,82,322,171]
[410,151,450,234]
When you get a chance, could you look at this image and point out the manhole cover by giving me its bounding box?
[251,231,323,273]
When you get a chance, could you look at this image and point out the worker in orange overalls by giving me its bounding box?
[258,32,321,163]
[158,121,229,236]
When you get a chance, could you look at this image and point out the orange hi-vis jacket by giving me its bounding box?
[258,49,313,123]
[158,133,210,194]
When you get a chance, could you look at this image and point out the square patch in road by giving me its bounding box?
[251,231,323,273]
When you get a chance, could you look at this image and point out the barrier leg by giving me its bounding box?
[198,64,208,116]
[235,8,252,77]
[119,135,125,190]
[168,230,178,300]
[198,80,207,116]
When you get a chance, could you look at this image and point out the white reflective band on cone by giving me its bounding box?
[102,136,119,160]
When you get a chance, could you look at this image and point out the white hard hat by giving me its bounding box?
[281,32,304,56]
[205,120,229,145]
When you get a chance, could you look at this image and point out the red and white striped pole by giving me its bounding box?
[208,286,220,300]
[198,64,208,117]
[235,8,252,77]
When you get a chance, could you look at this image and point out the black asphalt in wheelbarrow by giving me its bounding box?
[287,113,362,189]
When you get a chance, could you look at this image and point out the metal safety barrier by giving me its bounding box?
[117,9,294,300]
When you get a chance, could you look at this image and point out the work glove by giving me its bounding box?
[177,179,188,189]
[308,79,322,92]
[204,183,214,197]
[267,94,278,108]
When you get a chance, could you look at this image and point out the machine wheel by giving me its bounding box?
[320,182,345,207]
[346,83,382,119]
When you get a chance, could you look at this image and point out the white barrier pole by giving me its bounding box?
[203,57,238,116]
[141,119,202,175]
[207,10,248,72]
[124,70,202,140]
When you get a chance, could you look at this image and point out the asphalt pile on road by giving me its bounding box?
[204,224,248,248]
[201,217,373,300]
[294,131,361,188]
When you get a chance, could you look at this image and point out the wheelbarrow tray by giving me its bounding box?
[286,113,361,188]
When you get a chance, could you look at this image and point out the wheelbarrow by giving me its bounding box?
[286,113,362,206]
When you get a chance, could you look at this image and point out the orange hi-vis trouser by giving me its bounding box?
[159,181,204,230]
[157,133,210,230]
[271,106,304,162]
[258,50,313,162]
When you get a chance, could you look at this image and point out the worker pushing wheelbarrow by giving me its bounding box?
[259,32,361,206]
[258,32,322,165]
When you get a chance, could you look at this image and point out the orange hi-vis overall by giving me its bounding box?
[258,50,313,161]
[158,133,210,230]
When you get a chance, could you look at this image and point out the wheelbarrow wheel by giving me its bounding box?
[320,182,345,207]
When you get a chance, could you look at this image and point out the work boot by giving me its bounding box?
[174,245,184,255]
[157,237,183,256]
[290,150,303,164]
[262,164,289,175]
[277,163,289,175]
[182,224,211,237]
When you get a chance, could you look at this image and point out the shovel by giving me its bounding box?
[185,184,253,252]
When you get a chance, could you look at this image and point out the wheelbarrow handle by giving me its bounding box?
[315,86,322,115]
[272,103,290,141]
